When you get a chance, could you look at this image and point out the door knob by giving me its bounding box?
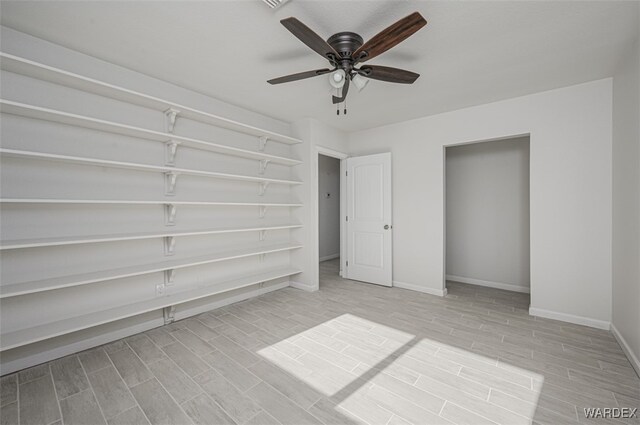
[384,225,390,230]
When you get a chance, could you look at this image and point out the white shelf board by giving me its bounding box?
[0,242,302,298]
[0,100,301,166]
[0,148,302,186]
[0,53,302,145]
[0,198,303,207]
[0,267,301,351]
[0,223,302,250]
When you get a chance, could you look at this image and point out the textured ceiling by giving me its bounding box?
[1,1,638,132]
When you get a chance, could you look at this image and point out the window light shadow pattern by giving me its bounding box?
[246,259,639,425]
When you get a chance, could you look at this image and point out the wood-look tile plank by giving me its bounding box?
[440,401,501,425]
[147,358,201,404]
[247,361,322,409]
[88,365,136,419]
[125,334,166,365]
[79,347,112,373]
[144,328,176,347]
[19,374,60,425]
[181,393,236,425]
[160,342,210,378]
[414,375,530,425]
[200,350,261,391]
[17,364,49,384]
[107,346,153,388]
[192,369,261,424]
[246,382,324,425]
[364,383,454,425]
[0,374,17,407]
[183,319,220,340]
[0,402,18,425]
[219,314,261,334]
[244,411,282,425]
[59,389,106,425]
[307,397,365,425]
[107,406,151,425]
[292,337,359,371]
[210,335,261,368]
[129,378,191,425]
[171,329,216,356]
[50,355,90,399]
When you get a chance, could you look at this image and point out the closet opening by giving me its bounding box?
[318,153,342,281]
[444,135,531,308]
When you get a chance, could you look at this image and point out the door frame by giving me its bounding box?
[314,146,348,280]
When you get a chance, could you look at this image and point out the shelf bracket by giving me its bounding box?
[165,140,180,166]
[259,205,267,219]
[164,236,176,256]
[165,172,179,196]
[156,282,165,296]
[164,203,177,226]
[164,269,176,285]
[164,108,180,133]
[259,229,266,241]
[163,305,176,325]
[258,136,269,152]
[259,181,269,196]
[259,159,270,175]
[260,253,266,262]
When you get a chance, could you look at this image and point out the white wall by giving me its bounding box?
[0,27,300,374]
[446,137,530,292]
[290,118,349,292]
[348,79,613,328]
[318,154,340,261]
[612,20,640,374]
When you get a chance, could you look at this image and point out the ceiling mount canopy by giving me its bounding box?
[267,12,427,113]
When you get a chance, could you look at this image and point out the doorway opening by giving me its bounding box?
[444,136,531,305]
[318,153,342,280]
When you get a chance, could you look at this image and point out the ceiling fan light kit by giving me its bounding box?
[329,69,346,88]
[267,12,427,115]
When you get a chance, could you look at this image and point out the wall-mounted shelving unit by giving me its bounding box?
[0,223,302,250]
[1,267,301,351]
[0,198,303,207]
[0,52,304,369]
[0,148,302,186]
[1,242,302,298]
[0,100,302,166]
[0,53,302,145]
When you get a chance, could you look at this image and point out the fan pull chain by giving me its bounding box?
[344,98,347,115]
[336,89,340,115]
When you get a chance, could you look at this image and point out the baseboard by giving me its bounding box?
[176,281,289,321]
[393,280,447,297]
[319,253,340,262]
[289,280,318,292]
[0,282,288,375]
[528,307,610,330]
[611,323,640,378]
[446,275,530,293]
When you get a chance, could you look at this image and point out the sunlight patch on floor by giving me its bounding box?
[257,313,545,423]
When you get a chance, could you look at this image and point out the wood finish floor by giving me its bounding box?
[1,259,638,425]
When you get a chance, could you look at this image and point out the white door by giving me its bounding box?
[346,152,392,286]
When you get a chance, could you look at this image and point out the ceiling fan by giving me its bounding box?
[267,12,427,112]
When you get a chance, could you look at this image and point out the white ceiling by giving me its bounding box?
[1,1,638,132]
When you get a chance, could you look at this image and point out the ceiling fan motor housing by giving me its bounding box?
[327,32,364,59]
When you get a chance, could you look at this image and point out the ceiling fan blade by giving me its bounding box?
[353,12,427,63]
[267,68,332,85]
[332,76,350,104]
[280,17,339,61]
[360,65,419,84]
